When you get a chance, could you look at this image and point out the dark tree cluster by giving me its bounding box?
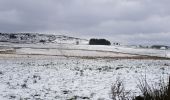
[89,38,111,45]
[39,40,46,43]
[151,45,168,49]
[9,34,17,39]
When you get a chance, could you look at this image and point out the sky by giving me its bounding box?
[0,0,170,45]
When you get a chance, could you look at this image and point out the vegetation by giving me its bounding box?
[111,78,131,100]
[151,45,168,49]
[39,40,46,43]
[134,77,170,100]
[111,77,170,100]
[89,38,111,45]
[9,34,17,39]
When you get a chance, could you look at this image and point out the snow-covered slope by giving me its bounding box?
[0,33,170,100]
[0,55,169,100]
[0,33,169,58]
[0,33,88,45]
[53,35,88,45]
[0,42,169,58]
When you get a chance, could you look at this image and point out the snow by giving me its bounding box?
[0,33,170,100]
[2,43,170,58]
[0,54,170,100]
[16,48,138,58]
[0,42,170,58]
[0,33,169,58]
[0,33,89,45]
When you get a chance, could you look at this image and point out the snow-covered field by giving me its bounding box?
[0,33,169,58]
[0,33,170,100]
[1,42,170,58]
[0,54,170,100]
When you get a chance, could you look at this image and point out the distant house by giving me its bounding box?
[151,45,169,50]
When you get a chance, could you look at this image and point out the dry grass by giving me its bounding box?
[111,77,170,100]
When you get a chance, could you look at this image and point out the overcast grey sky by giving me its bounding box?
[0,0,170,45]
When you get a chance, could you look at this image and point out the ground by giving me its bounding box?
[0,54,170,100]
[0,34,170,100]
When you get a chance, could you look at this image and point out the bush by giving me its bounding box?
[111,79,131,100]
[133,77,170,100]
[89,38,111,45]
[39,40,46,43]
[9,34,17,39]
[111,77,170,100]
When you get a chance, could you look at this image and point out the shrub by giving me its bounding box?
[111,77,170,100]
[89,38,111,45]
[39,40,46,43]
[111,79,131,100]
[133,77,170,100]
[9,34,17,39]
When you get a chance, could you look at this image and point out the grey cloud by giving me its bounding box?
[0,0,170,45]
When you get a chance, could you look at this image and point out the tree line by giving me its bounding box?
[89,38,111,45]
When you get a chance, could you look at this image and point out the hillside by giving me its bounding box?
[0,33,88,44]
[0,33,170,59]
[0,33,169,100]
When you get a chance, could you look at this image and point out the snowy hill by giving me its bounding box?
[0,34,170,100]
[0,33,170,59]
[53,35,88,45]
[0,33,88,44]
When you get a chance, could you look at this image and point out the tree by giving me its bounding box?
[9,34,17,39]
[89,38,111,45]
